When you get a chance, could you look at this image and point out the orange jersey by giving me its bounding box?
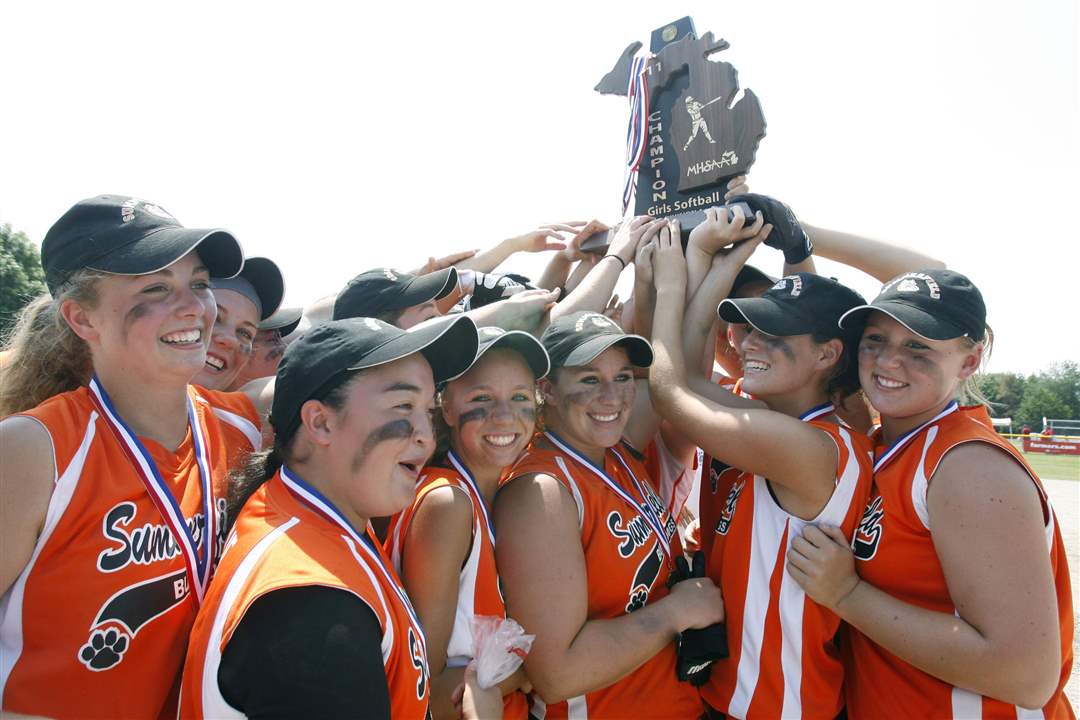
[197,386,263,452]
[503,432,703,719]
[700,411,874,720]
[1,384,257,719]
[848,404,1075,719]
[181,468,429,720]
[699,376,751,559]
[386,453,528,719]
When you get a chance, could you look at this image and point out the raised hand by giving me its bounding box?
[609,216,661,267]
[687,205,764,257]
[652,220,688,293]
[550,220,608,263]
[412,249,478,276]
[723,175,750,201]
[482,287,561,332]
[510,226,573,254]
[738,194,813,264]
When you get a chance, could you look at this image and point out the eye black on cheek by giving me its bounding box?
[458,407,489,426]
[361,419,415,453]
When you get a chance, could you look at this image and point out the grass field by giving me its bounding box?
[1006,439,1080,481]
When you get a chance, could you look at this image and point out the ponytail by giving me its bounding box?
[0,270,105,416]
[224,368,365,531]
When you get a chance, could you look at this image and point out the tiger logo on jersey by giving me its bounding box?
[715,478,746,535]
[852,495,884,560]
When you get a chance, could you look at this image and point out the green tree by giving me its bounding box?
[977,371,1026,420]
[1,223,47,335]
[1016,382,1072,430]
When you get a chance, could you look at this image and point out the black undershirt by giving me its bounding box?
[218,585,391,719]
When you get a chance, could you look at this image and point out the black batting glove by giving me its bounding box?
[739,193,813,265]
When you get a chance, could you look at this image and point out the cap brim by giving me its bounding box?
[239,257,285,320]
[398,267,459,307]
[86,226,244,280]
[473,330,551,379]
[561,333,653,369]
[838,301,969,341]
[348,314,478,384]
[718,296,813,337]
[260,306,303,335]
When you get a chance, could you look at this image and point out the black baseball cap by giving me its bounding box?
[259,307,303,336]
[211,256,284,321]
[719,273,865,338]
[333,267,459,320]
[270,315,478,439]
[839,269,986,341]
[731,264,777,298]
[541,311,653,369]
[466,326,550,379]
[41,195,243,294]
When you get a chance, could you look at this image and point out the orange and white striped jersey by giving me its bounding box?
[181,468,430,720]
[1,384,256,719]
[700,408,874,720]
[847,403,1075,719]
[502,432,703,719]
[386,452,528,719]
[699,376,751,560]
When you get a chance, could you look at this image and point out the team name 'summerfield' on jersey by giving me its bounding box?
[503,435,703,720]
[0,386,259,720]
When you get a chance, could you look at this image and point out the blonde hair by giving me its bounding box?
[957,324,995,407]
[0,270,106,416]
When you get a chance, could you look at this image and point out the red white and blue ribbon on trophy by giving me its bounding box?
[622,52,652,214]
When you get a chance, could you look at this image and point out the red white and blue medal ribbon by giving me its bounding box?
[446,449,495,543]
[800,402,837,423]
[873,401,959,473]
[279,465,428,662]
[88,376,215,605]
[622,52,652,214]
[544,431,674,567]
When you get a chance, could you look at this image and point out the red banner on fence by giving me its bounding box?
[1023,435,1080,456]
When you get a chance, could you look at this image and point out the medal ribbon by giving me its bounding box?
[544,431,674,566]
[446,449,495,544]
[279,465,427,662]
[88,376,215,605]
[873,401,959,473]
[622,52,652,213]
[800,402,836,423]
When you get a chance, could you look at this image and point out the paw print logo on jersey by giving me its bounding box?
[852,495,885,560]
[78,627,130,671]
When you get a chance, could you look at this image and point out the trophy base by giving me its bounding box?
[579,201,753,255]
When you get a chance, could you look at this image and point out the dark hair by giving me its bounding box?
[226,370,362,531]
[812,328,861,399]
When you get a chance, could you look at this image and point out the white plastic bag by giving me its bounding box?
[470,615,535,689]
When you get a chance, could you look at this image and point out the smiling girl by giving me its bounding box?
[181,315,478,719]
[0,195,253,718]
[386,326,549,719]
[787,270,1074,719]
[494,309,724,719]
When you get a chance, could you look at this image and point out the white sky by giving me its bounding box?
[1,0,1077,374]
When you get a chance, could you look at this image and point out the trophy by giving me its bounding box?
[582,16,767,252]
